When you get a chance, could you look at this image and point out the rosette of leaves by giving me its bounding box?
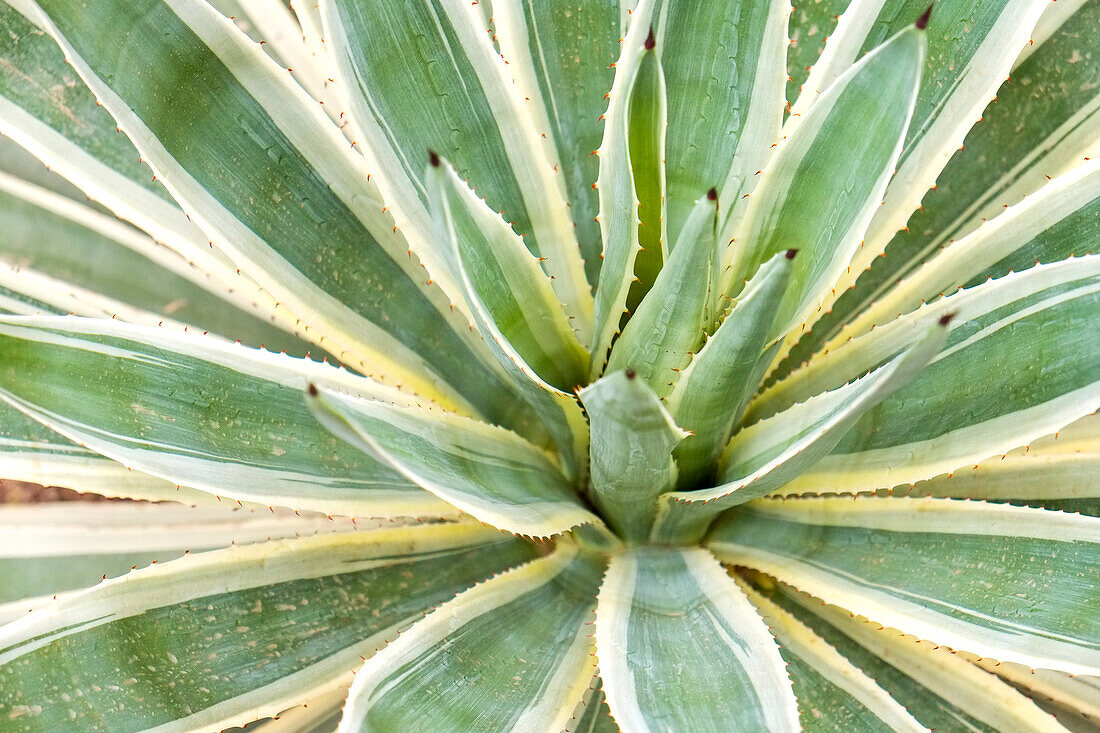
[0,0,1096,730]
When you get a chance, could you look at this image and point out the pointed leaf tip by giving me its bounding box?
[428,150,441,168]
[915,4,933,30]
[938,311,956,326]
[307,382,319,397]
[644,27,656,50]
[707,187,718,201]
[785,249,799,260]
[624,367,637,380]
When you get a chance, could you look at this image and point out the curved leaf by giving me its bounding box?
[0,315,454,518]
[0,523,536,733]
[595,546,799,732]
[339,545,604,733]
[709,496,1100,675]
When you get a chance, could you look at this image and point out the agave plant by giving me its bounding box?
[0,0,1096,729]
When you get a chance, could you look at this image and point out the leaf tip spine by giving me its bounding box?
[307,382,319,397]
[707,187,718,201]
[428,149,441,167]
[785,248,799,260]
[938,312,956,326]
[915,4,934,30]
[624,367,637,380]
[645,26,656,50]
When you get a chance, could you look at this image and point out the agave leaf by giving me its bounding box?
[741,582,928,732]
[721,25,925,340]
[0,501,354,611]
[595,546,799,731]
[827,158,1100,355]
[651,316,948,543]
[427,158,589,479]
[20,0,531,426]
[805,0,1051,335]
[565,676,619,733]
[606,191,718,395]
[247,687,347,733]
[490,0,620,288]
[973,660,1100,729]
[654,0,790,249]
[577,370,688,542]
[771,584,1069,732]
[590,0,657,373]
[0,523,535,733]
[319,0,593,342]
[308,385,600,538]
[709,496,1100,675]
[0,166,311,354]
[427,158,588,392]
[785,0,848,110]
[784,0,1100,373]
[756,578,1062,732]
[667,250,794,489]
[756,256,1100,496]
[624,28,668,317]
[0,315,461,518]
[0,400,223,506]
[0,3,288,334]
[339,545,604,733]
[906,414,1100,503]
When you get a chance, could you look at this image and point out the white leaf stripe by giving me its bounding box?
[781,586,1067,733]
[0,523,528,733]
[741,582,928,733]
[809,0,1050,330]
[595,547,799,732]
[339,545,601,733]
[709,496,1100,675]
[309,386,599,538]
[22,0,497,415]
[823,157,1100,354]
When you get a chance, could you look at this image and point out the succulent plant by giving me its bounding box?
[0,0,1096,730]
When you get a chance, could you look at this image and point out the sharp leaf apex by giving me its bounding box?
[644,27,656,50]
[938,312,956,326]
[707,187,718,201]
[307,382,319,397]
[624,367,637,380]
[785,248,799,260]
[915,3,933,29]
[428,149,441,167]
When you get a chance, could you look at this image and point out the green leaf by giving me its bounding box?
[0,501,354,608]
[320,0,593,342]
[0,315,454,518]
[742,584,928,732]
[0,522,535,733]
[23,0,528,427]
[709,496,1100,674]
[666,250,793,490]
[490,0,620,287]
[623,32,668,315]
[308,385,600,538]
[721,25,925,340]
[756,256,1100,496]
[906,415,1100,503]
[595,546,799,731]
[766,582,1067,732]
[339,545,604,733]
[0,399,219,506]
[426,159,589,479]
[606,191,718,396]
[577,370,688,542]
[652,309,948,544]
[785,0,848,110]
[800,0,1052,344]
[565,677,620,733]
[427,158,588,392]
[590,0,658,373]
[655,0,790,249]
[0,165,310,355]
[785,0,1100,372]
[826,158,1100,355]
